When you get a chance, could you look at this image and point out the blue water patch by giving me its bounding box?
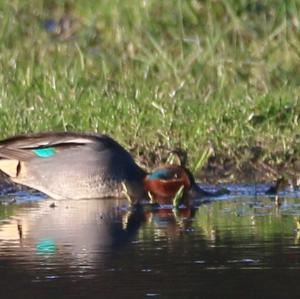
[0,191,46,205]
[33,147,56,158]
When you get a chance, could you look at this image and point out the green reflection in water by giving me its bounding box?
[36,239,57,254]
[0,203,22,220]
[195,197,299,243]
[136,196,300,247]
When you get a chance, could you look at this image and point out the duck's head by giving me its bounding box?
[143,164,202,205]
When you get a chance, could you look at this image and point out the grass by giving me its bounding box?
[0,0,299,182]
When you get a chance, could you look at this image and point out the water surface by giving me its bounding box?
[1,185,300,298]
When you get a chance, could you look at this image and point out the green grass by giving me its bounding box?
[0,0,299,181]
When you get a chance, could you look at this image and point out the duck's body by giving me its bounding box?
[0,131,229,202]
[0,132,146,199]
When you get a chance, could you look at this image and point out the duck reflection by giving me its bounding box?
[143,206,197,236]
[0,199,144,270]
[0,198,198,270]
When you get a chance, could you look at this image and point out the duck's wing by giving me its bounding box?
[0,132,121,161]
[0,132,128,179]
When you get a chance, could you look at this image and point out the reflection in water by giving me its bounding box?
[1,192,300,298]
[0,199,144,268]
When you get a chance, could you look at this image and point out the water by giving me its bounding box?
[1,184,300,298]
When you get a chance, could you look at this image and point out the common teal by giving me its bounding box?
[0,132,226,201]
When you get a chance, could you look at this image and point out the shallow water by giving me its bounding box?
[1,184,300,298]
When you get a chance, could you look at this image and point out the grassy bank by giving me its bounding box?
[0,0,299,182]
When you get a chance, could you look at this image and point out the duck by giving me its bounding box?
[0,132,227,201]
